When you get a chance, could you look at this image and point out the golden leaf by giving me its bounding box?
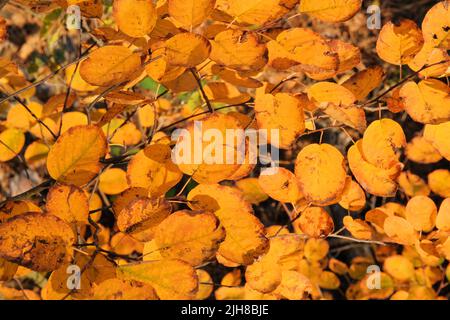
[117,259,198,300]
[187,184,268,265]
[0,213,75,272]
[154,210,225,266]
[295,143,347,206]
[46,125,107,186]
[113,0,157,37]
[79,45,141,87]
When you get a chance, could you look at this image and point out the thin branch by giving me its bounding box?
[58,31,82,137]
[0,44,97,104]
[160,100,251,131]
[362,60,450,107]
[270,74,298,93]
[189,67,214,113]
[0,179,53,208]
[327,234,386,246]
[14,97,57,140]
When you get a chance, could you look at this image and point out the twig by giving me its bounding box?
[327,234,386,246]
[14,97,57,140]
[0,179,53,208]
[189,67,214,113]
[0,44,96,105]
[362,60,449,107]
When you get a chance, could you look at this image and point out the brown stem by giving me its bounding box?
[189,67,214,113]
[14,97,58,140]
[0,179,53,208]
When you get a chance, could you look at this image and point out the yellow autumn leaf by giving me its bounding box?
[436,198,450,231]
[254,92,305,149]
[112,232,144,256]
[127,143,183,196]
[46,184,89,227]
[117,197,172,242]
[398,171,430,197]
[99,168,129,195]
[383,255,415,281]
[299,0,362,23]
[273,270,313,300]
[405,196,437,232]
[113,0,157,38]
[342,66,385,101]
[235,178,269,205]
[216,0,297,25]
[174,113,244,184]
[304,238,329,262]
[258,167,302,203]
[338,177,366,211]
[376,19,424,65]
[195,269,214,300]
[59,112,88,134]
[0,200,41,223]
[268,28,338,79]
[362,119,406,169]
[0,213,75,272]
[0,128,25,162]
[318,270,340,290]
[6,101,42,130]
[383,215,418,246]
[187,184,268,265]
[405,136,443,164]
[399,80,450,124]
[298,207,334,238]
[295,143,347,206]
[112,187,148,217]
[42,253,116,300]
[154,210,225,266]
[348,140,401,197]
[93,278,158,300]
[422,1,450,49]
[211,64,262,88]
[46,125,107,186]
[117,259,198,300]
[423,121,450,160]
[210,29,267,72]
[79,45,141,87]
[343,216,374,240]
[221,269,242,287]
[65,64,98,92]
[245,234,304,293]
[307,82,356,107]
[204,81,251,105]
[328,39,361,74]
[428,169,450,198]
[168,0,215,28]
[408,44,450,78]
[164,33,211,68]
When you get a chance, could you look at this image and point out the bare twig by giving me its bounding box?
[0,44,97,105]
[189,67,214,113]
[0,179,53,208]
[14,97,58,140]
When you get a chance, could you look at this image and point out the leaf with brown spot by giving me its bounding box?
[0,213,75,272]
